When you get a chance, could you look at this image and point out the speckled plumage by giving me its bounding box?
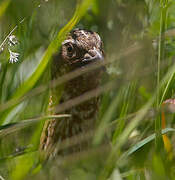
[39,29,104,160]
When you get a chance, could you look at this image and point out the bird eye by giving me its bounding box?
[66,44,75,58]
[67,46,73,53]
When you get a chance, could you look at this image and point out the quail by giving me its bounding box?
[39,29,105,160]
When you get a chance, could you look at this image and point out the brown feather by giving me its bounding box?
[39,29,104,160]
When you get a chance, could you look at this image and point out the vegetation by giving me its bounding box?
[1,0,175,179]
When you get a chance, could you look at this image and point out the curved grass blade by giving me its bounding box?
[0,0,11,19]
[93,93,120,145]
[126,128,175,156]
[0,114,70,137]
[12,0,93,100]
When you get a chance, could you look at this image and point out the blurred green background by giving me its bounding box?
[1,0,175,179]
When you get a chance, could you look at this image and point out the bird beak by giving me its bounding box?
[82,47,104,64]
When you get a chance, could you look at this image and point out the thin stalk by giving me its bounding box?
[155,0,168,149]
[160,71,174,104]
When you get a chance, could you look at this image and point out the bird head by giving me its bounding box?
[60,29,104,68]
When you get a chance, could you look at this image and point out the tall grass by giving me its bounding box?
[1,0,175,179]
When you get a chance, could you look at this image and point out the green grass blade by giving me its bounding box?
[12,0,93,101]
[155,0,168,151]
[9,1,94,179]
[160,72,174,104]
[126,128,175,156]
[0,0,10,19]
[93,93,120,145]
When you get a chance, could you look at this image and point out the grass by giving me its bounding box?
[1,0,175,179]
